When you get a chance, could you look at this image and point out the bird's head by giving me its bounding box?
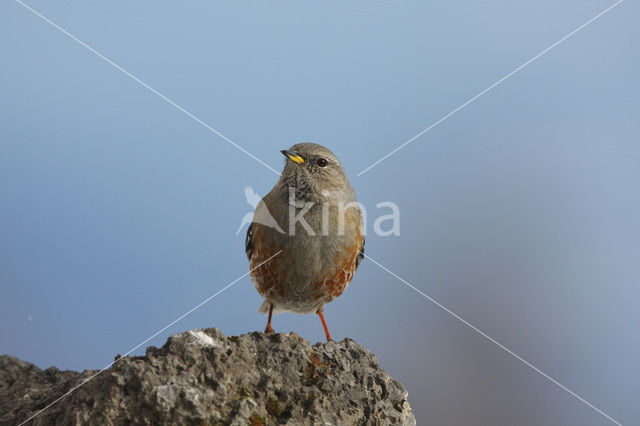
[280,143,350,199]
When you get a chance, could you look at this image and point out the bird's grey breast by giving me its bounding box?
[260,186,360,280]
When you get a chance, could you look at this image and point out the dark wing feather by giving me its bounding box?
[355,236,364,269]
[245,223,254,261]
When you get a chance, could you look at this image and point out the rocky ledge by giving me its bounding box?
[0,328,415,425]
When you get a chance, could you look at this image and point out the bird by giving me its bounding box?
[245,143,364,342]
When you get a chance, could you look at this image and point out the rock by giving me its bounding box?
[0,328,416,425]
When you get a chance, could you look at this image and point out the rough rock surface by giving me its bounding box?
[0,328,415,425]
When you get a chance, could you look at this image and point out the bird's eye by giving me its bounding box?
[316,158,328,167]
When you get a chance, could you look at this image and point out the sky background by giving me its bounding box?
[1,1,638,424]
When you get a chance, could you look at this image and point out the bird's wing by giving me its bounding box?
[245,223,254,261]
[355,236,365,270]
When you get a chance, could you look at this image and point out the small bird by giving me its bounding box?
[245,143,364,341]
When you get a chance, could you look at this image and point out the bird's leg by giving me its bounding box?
[264,304,275,335]
[317,309,333,342]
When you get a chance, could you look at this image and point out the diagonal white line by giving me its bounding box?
[364,254,623,426]
[356,0,625,176]
[13,0,281,176]
[16,250,283,426]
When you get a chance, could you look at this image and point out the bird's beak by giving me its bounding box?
[280,149,305,165]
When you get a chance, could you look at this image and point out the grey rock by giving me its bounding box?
[0,328,416,425]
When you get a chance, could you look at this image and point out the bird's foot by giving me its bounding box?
[264,324,275,335]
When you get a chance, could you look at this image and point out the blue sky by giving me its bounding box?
[1,1,638,424]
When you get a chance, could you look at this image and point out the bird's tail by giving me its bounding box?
[258,300,270,313]
[258,301,285,314]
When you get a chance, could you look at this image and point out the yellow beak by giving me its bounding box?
[281,149,305,165]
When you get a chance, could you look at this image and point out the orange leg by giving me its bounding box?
[264,304,275,335]
[317,309,333,342]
